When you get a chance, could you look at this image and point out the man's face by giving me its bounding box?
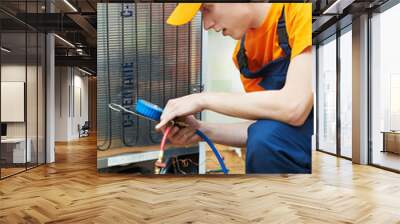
[200,3,253,40]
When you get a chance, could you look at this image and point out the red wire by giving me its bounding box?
[155,126,172,169]
[160,126,172,152]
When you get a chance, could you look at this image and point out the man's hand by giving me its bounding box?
[158,115,202,146]
[155,93,205,130]
[155,115,202,169]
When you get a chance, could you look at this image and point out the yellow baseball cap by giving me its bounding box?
[167,3,202,26]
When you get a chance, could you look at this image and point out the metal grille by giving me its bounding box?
[97,3,202,150]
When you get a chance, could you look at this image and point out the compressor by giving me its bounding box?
[108,99,229,174]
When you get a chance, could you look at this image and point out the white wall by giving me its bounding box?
[72,72,89,138]
[1,63,46,164]
[203,30,245,124]
[1,65,31,137]
[1,82,25,122]
[55,66,68,141]
[1,65,26,139]
[55,67,89,141]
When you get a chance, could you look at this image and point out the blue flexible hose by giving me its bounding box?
[135,99,229,174]
[195,130,229,174]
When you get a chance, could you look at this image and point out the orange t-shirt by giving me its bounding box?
[232,3,312,92]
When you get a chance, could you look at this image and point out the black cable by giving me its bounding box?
[25,0,28,171]
[0,11,2,178]
[121,3,127,145]
[36,0,39,167]
[134,3,139,145]
[162,5,165,108]
[148,3,157,144]
[98,3,112,150]
[188,22,191,96]
[175,15,178,98]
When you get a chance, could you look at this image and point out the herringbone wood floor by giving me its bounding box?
[1,135,400,223]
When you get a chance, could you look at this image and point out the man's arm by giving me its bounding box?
[156,47,313,129]
[159,115,252,147]
[199,121,253,147]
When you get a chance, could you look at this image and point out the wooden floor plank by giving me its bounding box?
[1,135,400,223]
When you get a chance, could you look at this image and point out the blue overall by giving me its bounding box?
[237,7,313,174]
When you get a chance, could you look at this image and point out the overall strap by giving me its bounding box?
[277,7,291,57]
[237,6,291,78]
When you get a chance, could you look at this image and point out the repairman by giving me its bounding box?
[155,3,313,173]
